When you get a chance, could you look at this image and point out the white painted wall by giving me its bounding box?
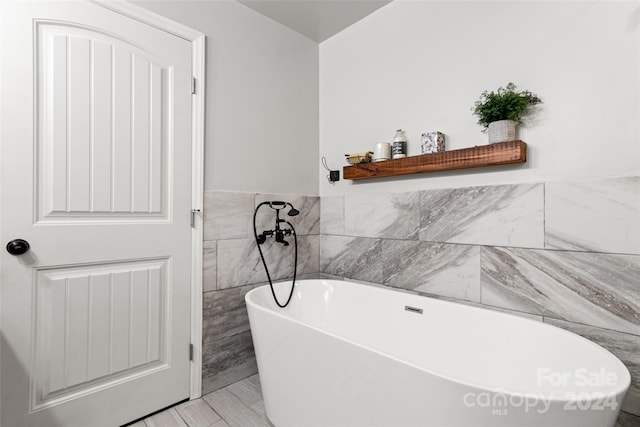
[320,0,639,196]
[134,0,319,195]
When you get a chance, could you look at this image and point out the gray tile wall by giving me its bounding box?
[320,177,640,422]
[202,191,320,394]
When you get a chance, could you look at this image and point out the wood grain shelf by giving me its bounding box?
[343,140,527,180]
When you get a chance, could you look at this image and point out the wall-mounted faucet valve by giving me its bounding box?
[256,201,297,246]
[257,226,293,246]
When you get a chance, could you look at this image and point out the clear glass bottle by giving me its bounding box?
[392,129,407,159]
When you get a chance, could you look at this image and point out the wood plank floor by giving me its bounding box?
[132,375,273,427]
[132,376,640,427]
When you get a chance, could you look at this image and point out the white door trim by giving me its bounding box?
[90,0,205,399]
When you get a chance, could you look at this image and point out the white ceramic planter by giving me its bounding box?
[487,119,517,144]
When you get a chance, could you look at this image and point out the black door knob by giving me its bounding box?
[6,239,30,256]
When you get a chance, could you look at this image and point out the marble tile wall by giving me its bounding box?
[419,183,544,248]
[545,177,640,254]
[202,191,320,394]
[320,176,640,422]
[320,236,481,301]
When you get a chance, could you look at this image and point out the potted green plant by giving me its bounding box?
[472,82,541,144]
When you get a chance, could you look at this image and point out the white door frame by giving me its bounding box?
[89,0,205,399]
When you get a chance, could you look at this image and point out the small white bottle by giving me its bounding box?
[392,129,407,159]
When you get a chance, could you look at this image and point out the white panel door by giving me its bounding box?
[0,1,193,426]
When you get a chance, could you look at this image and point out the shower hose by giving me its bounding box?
[252,207,297,308]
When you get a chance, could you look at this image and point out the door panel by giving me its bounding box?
[1,1,194,426]
[33,259,169,409]
[37,21,169,222]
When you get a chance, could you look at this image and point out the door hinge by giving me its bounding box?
[191,77,196,94]
[189,343,194,361]
[191,208,201,227]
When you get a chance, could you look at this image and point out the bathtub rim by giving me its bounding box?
[246,279,632,402]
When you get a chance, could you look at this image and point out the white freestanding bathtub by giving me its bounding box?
[245,280,630,427]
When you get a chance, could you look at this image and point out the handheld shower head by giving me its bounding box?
[286,202,299,216]
[266,201,299,216]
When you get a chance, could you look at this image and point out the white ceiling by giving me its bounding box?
[238,0,392,43]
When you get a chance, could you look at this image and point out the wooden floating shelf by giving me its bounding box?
[343,140,527,180]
